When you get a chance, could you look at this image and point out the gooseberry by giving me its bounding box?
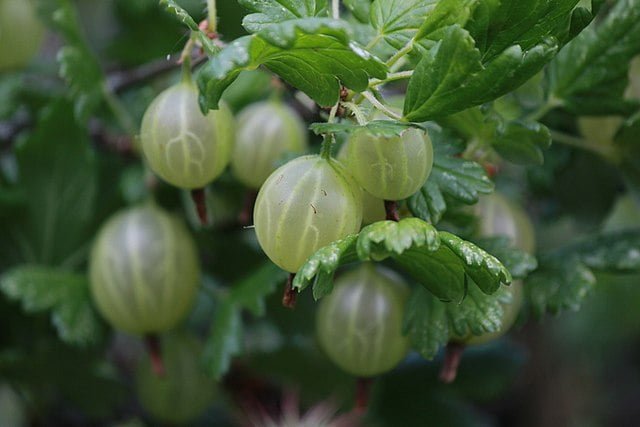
[140,81,235,189]
[346,127,433,200]
[0,0,43,70]
[316,264,409,377]
[89,204,200,334]
[253,155,362,273]
[135,333,216,424]
[231,100,308,189]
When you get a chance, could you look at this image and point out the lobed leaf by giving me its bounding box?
[408,129,494,224]
[549,0,640,115]
[0,266,102,346]
[240,0,328,33]
[197,18,387,109]
[294,218,511,302]
[403,284,512,359]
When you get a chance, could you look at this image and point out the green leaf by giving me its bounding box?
[403,284,512,359]
[415,0,477,41]
[615,115,640,196]
[309,119,424,137]
[202,298,243,380]
[293,234,359,299]
[159,0,217,54]
[408,129,494,224]
[0,265,102,346]
[51,0,105,122]
[344,0,373,22]
[11,101,97,265]
[526,260,596,317]
[491,120,551,166]
[197,18,387,109]
[550,0,640,115]
[240,0,328,33]
[294,218,511,302]
[370,0,438,49]
[526,229,640,316]
[474,237,538,280]
[203,263,285,379]
[404,25,558,121]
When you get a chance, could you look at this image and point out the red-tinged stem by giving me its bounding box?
[282,273,297,309]
[384,200,400,222]
[354,377,374,414]
[484,163,498,178]
[144,334,165,377]
[239,190,258,226]
[191,188,208,226]
[439,342,465,384]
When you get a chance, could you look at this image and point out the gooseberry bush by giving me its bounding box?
[1,0,640,425]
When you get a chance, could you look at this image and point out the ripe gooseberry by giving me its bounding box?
[346,127,433,201]
[231,100,308,189]
[140,81,235,189]
[253,155,362,273]
[136,333,216,424]
[0,0,44,70]
[337,141,385,225]
[89,204,200,334]
[316,264,409,377]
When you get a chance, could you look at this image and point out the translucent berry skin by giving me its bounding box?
[253,155,363,273]
[337,141,385,225]
[140,82,235,189]
[476,192,536,254]
[316,265,409,377]
[136,333,216,424]
[346,127,434,201]
[89,204,200,334]
[0,0,44,70]
[231,101,308,189]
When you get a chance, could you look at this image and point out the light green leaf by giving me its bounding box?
[239,0,328,32]
[0,265,102,346]
[197,18,387,109]
[370,0,437,49]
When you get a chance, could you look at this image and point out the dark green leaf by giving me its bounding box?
[344,0,372,22]
[0,265,102,346]
[615,115,640,196]
[550,0,640,115]
[554,229,640,272]
[492,120,551,166]
[404,25,558,121]
[526,260,596,317]
[403,284,512,359]
[51,0,105,122]
[197,18,387,109]
[203,298,243,380]
[408,130,494,224]
[13,102,97,265]
[239,0,328,32]
[415,0,477,40]
[203,263,285,378]
[474,237,538,280]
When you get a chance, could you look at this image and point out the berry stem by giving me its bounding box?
[144,334,165,377]
[282,273,297,309]
[439,342,465,384]
[384,200,400,222]
[190,188,208,226]
[207,0,217,34]
[354,377,374,414]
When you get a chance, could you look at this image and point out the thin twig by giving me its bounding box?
[362,91,402,121]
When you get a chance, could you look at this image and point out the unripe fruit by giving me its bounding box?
[140,82,235,189]
[0,0,44,70]
[338,141,385,225]
[89,204,200,334]
[253,155,362,273]
[346,127,433,200]
[476,192,536,254]
[136,333,215,424]
[317,265,409,377]
[231,100,308,189]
